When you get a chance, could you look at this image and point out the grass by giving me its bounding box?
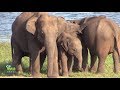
[0,42,120,78]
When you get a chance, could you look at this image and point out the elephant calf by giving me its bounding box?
[57,22,83,76]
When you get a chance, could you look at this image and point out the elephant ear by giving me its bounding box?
[78,17,88,30]
[61,42,68,52]
[61,38,70,52]
[80,24,87,30]
[26,17,38,35]
[79,17,88,25]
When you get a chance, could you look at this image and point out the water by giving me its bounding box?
[0,12,120,42]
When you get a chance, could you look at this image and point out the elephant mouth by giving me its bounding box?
[68,49,78,56]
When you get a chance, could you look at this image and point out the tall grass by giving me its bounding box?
[0,42,120,78]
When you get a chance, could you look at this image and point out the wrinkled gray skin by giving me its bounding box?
[57,23,83,76]
[69,16,120,73]
[26,14,82,78]
[11,12,47,77]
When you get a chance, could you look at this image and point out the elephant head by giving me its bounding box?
[57,21,82,50]
[59,32,82,55]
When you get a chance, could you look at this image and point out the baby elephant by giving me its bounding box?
[58,31,83,77]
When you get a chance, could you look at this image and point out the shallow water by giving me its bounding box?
[0,12,120,42]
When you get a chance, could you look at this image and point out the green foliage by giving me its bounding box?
[0,42,120,78]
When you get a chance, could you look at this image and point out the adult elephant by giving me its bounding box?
[26,14,81,78]
[11,12,47,77]
[69,16,120,73]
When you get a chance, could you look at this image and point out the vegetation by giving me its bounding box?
[0,42,120,78]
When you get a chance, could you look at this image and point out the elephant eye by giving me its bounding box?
[41,31,44,34]
[73,21,75,23]
[73,48,77,51]
[56,32,59,35]
[40,30,44,35]
[38,30,44,38]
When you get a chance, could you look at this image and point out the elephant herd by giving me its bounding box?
[11,12,120,78]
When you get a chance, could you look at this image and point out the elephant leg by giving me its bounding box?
[30,50,41,77]
[72,57,80,72]
[67,55,73,75]
[52,45,59,77]
[40,50,46,72]
[73,57,83,72]
[12,43,23,74]
[97,42,110,73]
[113,49,120,73]
[60,49,68,76]
[28,44,41,77]
[97,52,108,73]
[89,53,97,73]
[27,34,41,77]
[30,47,46,73]
[62,55,68,76]
[58,48,62,76]
[58,59,62,76]
[82,47,89,72]
[14,55,23,74]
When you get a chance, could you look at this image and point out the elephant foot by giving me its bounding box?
[79,68,84,72]
[83,68,89,72]
[89,68,97,73]
[113,69,119,74]
[59,72,62,76]
[89,69,96,73]
[47,76,59,78]
[72,67,83,72]
[29,67,32,73]
[72,68,80,72]
[68,71,72,75]
[32,73,41,78]
[96,70,104,74]
[59,69,62,76]
[47,74,59,78]
[16,71,23,76]
[82,65,89,72]
[62,76,69,78]
[62,73,69,77]
[90,70,96,73]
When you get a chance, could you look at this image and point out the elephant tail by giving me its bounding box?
[114,33,120,62]
[115,33,120,59]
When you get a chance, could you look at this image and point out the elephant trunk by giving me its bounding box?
[45,37,59,77]
[74,52,83,72]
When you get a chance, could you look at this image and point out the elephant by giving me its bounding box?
[57,23,83,76]
[26,14,83,77]
[11,12,47,77]
[69,16,120,73]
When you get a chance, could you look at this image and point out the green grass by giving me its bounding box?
[0,42,120,78]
